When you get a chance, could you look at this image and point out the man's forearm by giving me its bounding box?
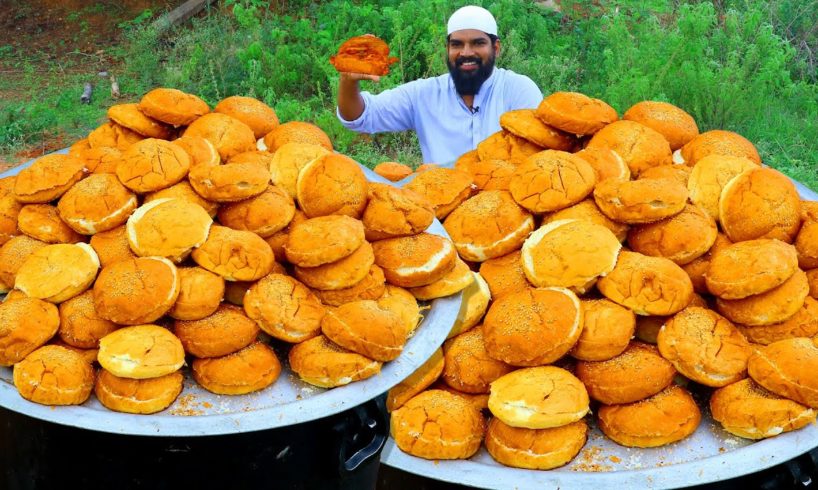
[338,74,366,121]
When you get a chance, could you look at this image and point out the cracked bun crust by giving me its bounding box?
[294,241,375,291]
[95,369,183,414]
[623,101,699,150]
[483,287,582,366]
[58,173,138,235]
[499,109,575,150]
[362,183,434,241]
[710,378,816,439]
[748,338,818,408]
[535,92,618,136]
[737,297,818,345]
[391,389,486,459]
[243,273,325,343]
[172,135,221,169]
[98,324,185,379]
[15,243,100,303]
[214,95,279,139]
[0,235,48,290]
[574,147,630,183]
[263,121,333,153]
[126,198,213,262]
[372,233,457,288]
[597,384,701,448]
[455,157,516,192]
[571,299,636,361]
[89,225,136,268]
[184,113,257,161]
[192,342,281,395]
[145,180,219,217]
[639,164,692,187]
[139,88,210,126]
[486,418,588,470]
[586,120,673,176]
[116,138,191,193]
[705,239,799,299]
[658,306,751,387]
[330,34,399,76]
[88,122,144,150]
[376,285,421,336]
[597,251,694,316]
[576,342,676,405]
[442,325,514,394]
[296,153,368,218]
[478,250,530,300]
[543,198,629,242]
[285,215,365,267]
[188,161,270,202]
[488,366,589,429]
[13,345,94,405]
[321,299,408,361]
[58,290,118,349]
[716,269,809,327]
[93,257,180,325]
[18,204,83,244]
[168,266,225,321]
[678,129,761,167]
[0,297,60,366]
[627,204,718,266]
[386,348,444,412]
[594,178,688,224]
[107,103,173,139]
[477,130,543,165]
[191,225,275,281]
[509,150,596,213]
[404,167,475,220]
[687,154,759,221]
[14,153,84,204]
[288,335,381,388]
[719,167,801,243]
[373,162,413,182]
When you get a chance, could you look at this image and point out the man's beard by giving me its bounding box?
[447,52,495,96]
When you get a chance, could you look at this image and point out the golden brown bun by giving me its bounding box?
[98,324,185,379]
[598,251,694,316]
[444,190,533,262]
[227,150,275,170]
[191,225,275,281]
[288,335,381,388]
[3,289,28,302]
[719,168,801,243]
[76,145,123,174]
[312,264,386,306]
[189,161,270,202]
[108,103,173,139]
[598,384,701,447]
[58,290,118,349]
[263,121,333,153]
[716,269,809,326]
[808,268,818,300]
[88,225,136,268]
[269,142,331,199]
[13,345,94,405]
[296,153,368,218]
[192,342,281,395]
[407,257,473,300]
[172,135,221,169]
[294,241,375,291]
[574,147,630,183]
[796,220,818,269]
[222,281,252,306]
[93,257,180,325]
[47,339,98,365]
[633,293,709,344]
[576,342,675,404]
[522,219,621,293]
[682,232,733,295]
[571,299,635,361]
[362,183,434,241]
[184,113,256,161]
[14,154,84,203]
[0,297,59,366]
[168,267,225,321]
[586,120,673,176]
[687,154,758,221]
[627,204,717,265]
[801,200,818,222]
[404,167,475,220]
[139,88,209,126]
[214,96,279,139]
[477,130,543,165]
[448,272,491,339]
[623,101,699,150]
[372,233,457,288]
[0,235,48,289]
[705,239,798,299]
[244,273,325,343]
[483,287,582,366]
[15,243,100,303]
[658,307,751,387]
[594,178,688,224]
[442,325,514,394]
[499,109,576,150]
[543,198,629,242]
[285,215,365,267]
[386,348,444,412]
[373,162,412,182]
[486,418,587,470]
[535,92,618,135]
[376,285,421,336]
[454,157,516,192]
[144,180,219,217]
[321,299,407,361]
[18,204,83,244]
[430,381,490,411]
[116,139,191,193]
[0,193,22,248]
[95,369,183,414]
[126,198,212,262]
[68,138,91,156]
[87,122,143,150]
[748,338,818,408]
[489,366,589,428]
[638,164,692,187]
[678,130,761,167]
[478,250,530,299]
[265,209,308,263]
[58,173,138,235]
[737,297,818,345]
[329,35,399,76]
[391,389,486,459]
[174,304,259,358]
[509,150,596,213]
[710,378,816,439]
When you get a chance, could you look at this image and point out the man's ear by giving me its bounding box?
[494,39,502,57]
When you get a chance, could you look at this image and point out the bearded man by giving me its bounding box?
[335,5,543,164]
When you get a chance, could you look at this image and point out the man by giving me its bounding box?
[336,5,543,164]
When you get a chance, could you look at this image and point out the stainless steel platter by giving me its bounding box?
[381,176,818,488]
[0,154,461,436]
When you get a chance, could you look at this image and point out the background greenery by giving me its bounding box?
[1,0,816,189]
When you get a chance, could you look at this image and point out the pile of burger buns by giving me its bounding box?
[0,88,464,415]
[384,92,818,471]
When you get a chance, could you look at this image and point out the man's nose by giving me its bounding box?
[460,44,475,57]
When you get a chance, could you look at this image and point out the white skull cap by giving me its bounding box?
[447,5,498,37]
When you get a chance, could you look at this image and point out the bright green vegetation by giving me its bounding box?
[1,0,816,190]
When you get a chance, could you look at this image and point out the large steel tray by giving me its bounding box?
[0,154,461,436]
[381,176,818,489]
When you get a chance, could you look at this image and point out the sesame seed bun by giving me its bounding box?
[18,204,83,244]
[509,150,596,213]
[623,101,699,150]
[748,338,818,408]
[285,215,364,267]
[144,180,219,217]
[58,290,118,349]
[321,300,408,362]
[442,325,514,394]
[485,418,587,470]
[499,109,576,150]
[372,233,457,288]
[139,88,210,126]
[13,153,84,204]
[705,239,799,299]
[87,122,143,150]
[0,193,22,248]
[214,96,279,140]
[312,264,387,306]
[386,348,444,412]
[627,204,718,265]
[682,232,732,295]
[407,256,473,300]
[373,162,413,182]
[172,135,221,169]
[454,157,516,192]
[265,209,308,263]
[376,285,421,336]
[0,297,59,366]
[687,154,759,221]
[191,225,275,281]
[807,268,818,300]
[13,345,94,405]
[216,185,294,238]
[535,92,618,136]
[58,173,138,235]
[736,297,818,345]
[116,139,191,193]
[594,178,688,224]
[269,142,331,199]
[586,120,673,176]
[174,304,259,358]
[184,113,256,161]
[296,153,368,218]
[243,273,325,343]
[93,257,180,325]
[633,293,709,344]
[638,164,692,187]
[76,145,123,174]
[404,167,475,220]
[574,147,630,183]
[430,381,490,412]
[262,121,332,153]
[88,225,136,268]
[294,241,375,291]
[542,198,629,242]
[571,299,635,361]
[168,266,225,321]
[108,103,173,139]
[95,369,183,414]
[0,235,48,290]
[678,130,761,167]
[796,221,818,269]
[188,161,270,202]
[478,250,530,299]
[15,243,100,303]
[288,335,381,388]
[192,342,281,395]
[98,324,185,379]
[716,269,809,326]
[126,198,213,262]
[362,183,434,241]
[477,130,544,165]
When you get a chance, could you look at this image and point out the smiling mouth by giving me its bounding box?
[458,60,480,70]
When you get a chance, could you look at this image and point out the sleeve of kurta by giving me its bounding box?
[508,75,544,110]
[336,83,416,134]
